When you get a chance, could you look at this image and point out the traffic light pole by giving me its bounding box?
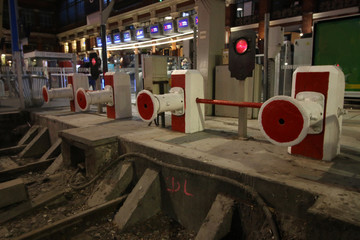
[263,13,270,101]
[100,24,108,74]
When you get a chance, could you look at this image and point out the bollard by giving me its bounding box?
[136,70,205,133]
[42,73,89,112]
[76,72,132,119]
[259,66,345,161]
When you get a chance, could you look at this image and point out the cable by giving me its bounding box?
[69,152,280,240]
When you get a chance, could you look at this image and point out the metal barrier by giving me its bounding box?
[12,75,48,107]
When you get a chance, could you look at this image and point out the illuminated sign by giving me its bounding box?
[163,22,173,32]
[177,17,192,32]
[195,16,198,25]
[163,21,177,35]
[106,35,112,45]
[123,31,131,42]
[150,25,159,34]
[136,28,144,40]
[178,18,189,28]
[150,24,164,38]
[113,33,121,44]
[96,37,102,47]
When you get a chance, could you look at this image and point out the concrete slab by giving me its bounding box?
[0,178,28,208]
[195,193,235,240]
[59,119,148,177]
[113,168,161,231]
[27,107,360,237]
[87,162,133,207]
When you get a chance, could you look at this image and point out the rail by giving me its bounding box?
[196,98,262,108]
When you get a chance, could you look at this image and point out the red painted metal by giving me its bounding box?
[42,87,48,103]
[137,92,155,121]
[77,89,87,110]
[196,98,262,108]
[260,99,304,143]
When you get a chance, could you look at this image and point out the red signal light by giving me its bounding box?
[91,58,96,66]
[235,38,248,54]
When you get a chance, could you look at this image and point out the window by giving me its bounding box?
[40,12,53,28]
[64,43,69,53]
[59,0,86,26]
[81,38,86,52]
[22,9,33,27]
[236,0,257,17]
[72,40,77,52]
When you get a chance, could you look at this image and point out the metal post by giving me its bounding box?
[9,0,25,109]
[98,0,106,113]
[135,52,141,95]
[101,24,108,74]
[238,80,247,138]
[263,13,270,101]
[193,25,197,69]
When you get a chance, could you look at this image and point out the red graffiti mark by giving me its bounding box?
[183,179,194,196]
[165,177,194,197]
[167,177,180,193]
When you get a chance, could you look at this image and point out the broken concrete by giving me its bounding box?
[87,162,133,207]
[114,168,161,230]
[195,194,235,240]
[0,178,28,208]
[18,127,50,158]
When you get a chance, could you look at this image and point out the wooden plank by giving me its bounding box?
[44,155,63,175]
[0,188,66,224]
[17,125,40,146]
[0,145,26,156]
[15,195,128,240]
[0,158,55,182]
[0,201,32,224]
[38,139,62,162]
[18,127,50,159]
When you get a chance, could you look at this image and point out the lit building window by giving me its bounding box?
[81,38,86,51]
[64,43,69,53]
[72,40,77,51]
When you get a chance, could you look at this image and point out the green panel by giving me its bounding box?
[313,15,360,92]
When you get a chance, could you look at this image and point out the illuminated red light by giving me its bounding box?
[91,58,96,66]
[235,39,248,54]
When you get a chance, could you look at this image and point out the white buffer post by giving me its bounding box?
[258,65,345,161]
[42,73,89,112]
[136,70,205,133]
[136,87,184,122]
[76,72,132,119]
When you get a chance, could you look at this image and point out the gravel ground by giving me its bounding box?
[0,164,196,240]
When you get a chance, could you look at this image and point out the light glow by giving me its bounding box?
[94,32,194,51]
